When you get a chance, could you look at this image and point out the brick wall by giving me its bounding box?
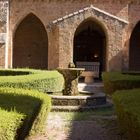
[13,14,48,69]
[6,0,140,71]
[0,0,8,68]
[9,0,129,29]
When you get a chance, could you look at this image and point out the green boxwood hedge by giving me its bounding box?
[0,109,24,140]
[113,89,140,140]
[0,69,64,93]
[102,72,140,95]
[0,87,51,139]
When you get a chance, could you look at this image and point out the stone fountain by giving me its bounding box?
[57,64,84,96]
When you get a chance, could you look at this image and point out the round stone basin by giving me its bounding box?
[57,68,85,96]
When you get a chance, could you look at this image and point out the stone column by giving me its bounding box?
[0,1,8,68]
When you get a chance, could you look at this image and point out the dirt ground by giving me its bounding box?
[30,113,127,140]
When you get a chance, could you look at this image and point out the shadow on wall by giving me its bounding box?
[122,39,129,71]
[129,21,140,71]
[0,44,5,67]
[13,13,48,70]
[108,50,123,71]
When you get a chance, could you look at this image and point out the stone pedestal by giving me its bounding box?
[57,68,84,96]
[81,71,95,83]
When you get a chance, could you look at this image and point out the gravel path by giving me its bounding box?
[30,113,127,140]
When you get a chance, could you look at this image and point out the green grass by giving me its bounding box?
[51,108,115,121]
[0,87,51,139]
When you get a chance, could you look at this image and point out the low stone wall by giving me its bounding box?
[50,93,106,106]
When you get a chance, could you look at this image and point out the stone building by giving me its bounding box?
[0,0,140,73]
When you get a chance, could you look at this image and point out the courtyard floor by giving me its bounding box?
[30,108,127,140]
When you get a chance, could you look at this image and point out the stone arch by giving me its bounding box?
[129,21,140,71]
[49,5,128,71]
[73,16,108,38]
[73,17,107,73]
[13,13,48,69]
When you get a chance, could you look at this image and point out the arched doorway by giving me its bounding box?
[73,19,106,77]
[129,21,140,71]
[13,13,48,69]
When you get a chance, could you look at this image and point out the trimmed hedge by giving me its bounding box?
[0,87,51,139]
[113,89,140,140]
[0,109,24,140]
[0,69,64,93]
[0,69,31,76]
[102,72,140,95]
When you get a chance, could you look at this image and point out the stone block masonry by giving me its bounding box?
[0,0,139,71]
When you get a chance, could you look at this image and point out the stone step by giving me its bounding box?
[78,83,104,94]
[50,93,106,106]
[51,101,113,112]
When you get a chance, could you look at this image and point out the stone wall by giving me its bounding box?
[0,0,8,68]
[48,5,128,71]
[13,14,48,69]
[6,0,140,71]
[9,0,130,70]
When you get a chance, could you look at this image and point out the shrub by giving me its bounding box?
[0,69,64,93]
[113,89,140,140]
[0,69,30,76]
[0,87,51,139]
[0,109,24,140]
[102,72,140,95]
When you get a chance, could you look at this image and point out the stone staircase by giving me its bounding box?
[50,82,112,111]
[78,82,104,94]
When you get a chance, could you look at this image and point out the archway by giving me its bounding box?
[13,13,48,69]
[129,21,140,71]
[73,19,106,77]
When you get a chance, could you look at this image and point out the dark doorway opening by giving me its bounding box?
[74,19,106,78]
[129,21,140,71]
[13,13,48,69]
